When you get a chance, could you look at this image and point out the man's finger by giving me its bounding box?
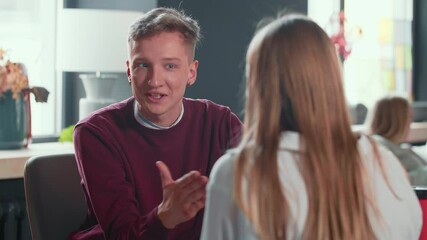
[156,161,174,187]
[175,170,201,187]
[188,198,206,214]
[179,176,208,202]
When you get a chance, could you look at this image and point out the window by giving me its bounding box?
[344,0,413,109]
[0,0,58,137]
[309,0,413,110]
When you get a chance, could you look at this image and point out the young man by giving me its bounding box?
[69,7,242,240]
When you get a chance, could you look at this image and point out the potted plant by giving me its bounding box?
[0,48,49,149]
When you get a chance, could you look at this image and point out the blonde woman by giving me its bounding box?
[370,96,427,185]
[201,14,421,240]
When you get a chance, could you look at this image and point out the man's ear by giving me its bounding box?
[187,60,198,86]
[126,60,131,83]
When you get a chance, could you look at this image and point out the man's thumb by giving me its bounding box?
[156,161,173,186]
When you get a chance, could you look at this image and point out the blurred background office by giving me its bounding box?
[1,0,427,239]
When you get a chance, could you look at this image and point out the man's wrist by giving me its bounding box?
[157,204,176,229]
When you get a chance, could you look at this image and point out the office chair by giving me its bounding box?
[24,153,87,240]
[349,103,368,125]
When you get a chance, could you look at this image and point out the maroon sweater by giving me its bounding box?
[69,97,242,240]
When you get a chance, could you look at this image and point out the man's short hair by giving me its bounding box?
[128,7,201,55]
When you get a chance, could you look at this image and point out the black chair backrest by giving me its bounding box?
[24,153,87,240]
[414,186,427,199]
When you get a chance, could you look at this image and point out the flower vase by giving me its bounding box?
[0,90,30,149]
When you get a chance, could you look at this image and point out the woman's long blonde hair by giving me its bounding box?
[234,14,378,239]
[370,96,412,143]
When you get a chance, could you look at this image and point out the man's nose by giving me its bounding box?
[147,66,164,87]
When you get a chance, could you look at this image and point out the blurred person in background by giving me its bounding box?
[370,96,427,186]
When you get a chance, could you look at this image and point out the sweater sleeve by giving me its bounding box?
[226,110,243,149]
[74,123,170,239]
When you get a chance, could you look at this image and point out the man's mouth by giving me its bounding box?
[146,93,166,101]
[150,93,162,99]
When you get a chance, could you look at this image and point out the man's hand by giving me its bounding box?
[156,161,208,229]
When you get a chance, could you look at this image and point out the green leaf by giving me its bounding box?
[58,125,75,143]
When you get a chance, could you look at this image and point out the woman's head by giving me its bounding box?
[236,13,377,240]
[244,14,350,142]
[370,96,412,143]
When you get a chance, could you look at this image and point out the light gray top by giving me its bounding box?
[201,132,422,240]
[372,134,427,186]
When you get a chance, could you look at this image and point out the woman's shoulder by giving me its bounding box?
[357,135,422,239]
[356,134,414,200]
[358,135,396,163]
[208,149,239,193]
[363,134,426,174]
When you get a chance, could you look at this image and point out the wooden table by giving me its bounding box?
[0,142,74,180]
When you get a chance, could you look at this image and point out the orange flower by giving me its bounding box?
[0,49,29,99]
[0,48,5,61]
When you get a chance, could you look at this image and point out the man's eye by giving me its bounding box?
[166,64,176,69]
[137,63,149,68]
